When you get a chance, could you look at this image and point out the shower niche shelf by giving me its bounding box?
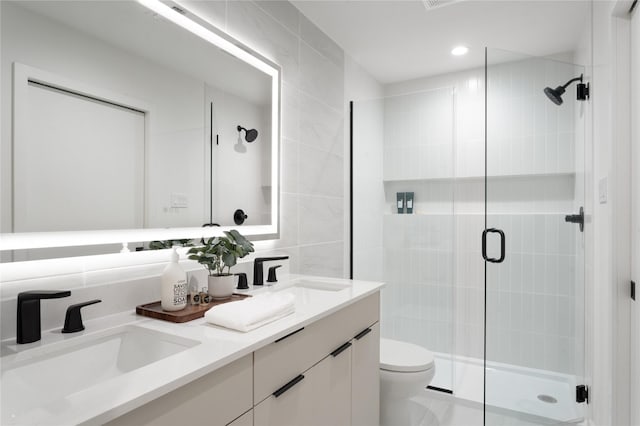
[382,171,575,183]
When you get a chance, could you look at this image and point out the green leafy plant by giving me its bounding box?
[187,230,254,276]
[149,239,194,250]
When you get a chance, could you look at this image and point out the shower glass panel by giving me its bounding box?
[484,48,586,424]
[352,87,455,393]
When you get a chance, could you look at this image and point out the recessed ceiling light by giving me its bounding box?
[451,45,469,56]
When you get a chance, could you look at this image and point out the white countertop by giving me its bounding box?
[0,275,384,426]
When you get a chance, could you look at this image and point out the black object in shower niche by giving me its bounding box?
[396,192,415,214]
[396,192,405,214]
[406,192,414,214]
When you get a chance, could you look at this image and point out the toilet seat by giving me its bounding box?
[380,338,435,373]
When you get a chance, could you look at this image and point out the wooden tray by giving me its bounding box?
[136,293,251,323]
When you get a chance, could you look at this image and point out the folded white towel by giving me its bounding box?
[204,292,296,332]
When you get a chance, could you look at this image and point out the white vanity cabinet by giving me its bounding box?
[254,343,352,426]
[351,322,381,426]
[254,292,379,426]
[109,292,380,426]
[105,354,253,426]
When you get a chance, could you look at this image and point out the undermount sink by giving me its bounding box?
[293,280,351,292]
[1,325,199,423]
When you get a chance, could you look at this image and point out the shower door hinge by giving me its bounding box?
[576,385,589,404]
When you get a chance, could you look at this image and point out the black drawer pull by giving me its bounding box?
[274,327,304,343]
[354,328,372,340]
[330,341,352,357]
[273,374,305,398]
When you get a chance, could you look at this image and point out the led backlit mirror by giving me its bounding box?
[0,0,280,261]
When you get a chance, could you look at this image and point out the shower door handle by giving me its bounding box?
[482,228,505,263]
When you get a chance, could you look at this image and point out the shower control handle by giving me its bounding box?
[482,228,505,263]
[565,206,584,232]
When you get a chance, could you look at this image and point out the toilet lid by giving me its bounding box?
[380,338,435,373]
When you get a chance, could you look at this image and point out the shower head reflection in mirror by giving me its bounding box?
[237,125,259,143]
[235,125,258,153]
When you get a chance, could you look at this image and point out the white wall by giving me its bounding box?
[575,1,640,425]
[582,2,617,425]
[0,0,347,340]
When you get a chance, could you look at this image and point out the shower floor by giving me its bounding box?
[429,354,584,424]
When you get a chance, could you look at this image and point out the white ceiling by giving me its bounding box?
[292,0,589,84]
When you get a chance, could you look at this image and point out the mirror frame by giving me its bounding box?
[0,0,281,252]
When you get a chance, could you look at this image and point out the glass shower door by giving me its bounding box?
[352,88,456,394]
[484,48,586,424]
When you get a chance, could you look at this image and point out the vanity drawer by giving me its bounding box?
[106,354,252,426]
[253,292,379,403]
[254,342,351,426]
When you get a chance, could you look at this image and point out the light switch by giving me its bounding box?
[599,177,607,204]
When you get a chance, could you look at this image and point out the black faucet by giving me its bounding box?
[17,290,71,344]
[62,299,101,333]
[267,265,282,283]
[253,256,289,286]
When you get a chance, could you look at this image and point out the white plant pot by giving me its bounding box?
[208,274,236,300]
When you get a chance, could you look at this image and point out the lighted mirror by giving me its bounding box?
[0,0,280,260]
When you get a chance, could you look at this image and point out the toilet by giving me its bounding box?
[380,338,436,426]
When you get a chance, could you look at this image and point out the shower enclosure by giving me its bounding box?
[484,48,586,424]
[351,48,586,424]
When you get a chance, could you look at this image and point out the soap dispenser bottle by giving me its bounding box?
[161,248,187,311]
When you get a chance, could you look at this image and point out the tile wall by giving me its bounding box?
[199,0,347,278]
[485,55,584,375]
[359,54,584,377]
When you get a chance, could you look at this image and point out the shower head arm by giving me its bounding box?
[560,74,583,90]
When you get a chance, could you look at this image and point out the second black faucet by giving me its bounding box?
[253,256,289,286]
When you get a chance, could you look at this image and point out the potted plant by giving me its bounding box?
[187,230,254,300]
